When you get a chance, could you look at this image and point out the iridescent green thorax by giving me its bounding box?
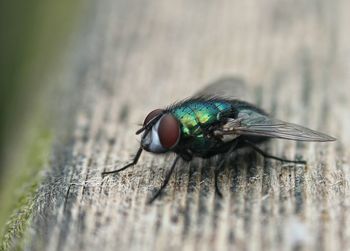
[169,99,233,155]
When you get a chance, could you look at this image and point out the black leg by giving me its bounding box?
[101,147,143,176]
[244,140,306,164]
[214,158,225,198]
[148,156,180,204]
[214,142,238,198]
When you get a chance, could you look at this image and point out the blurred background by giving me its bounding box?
[0,0,86,247]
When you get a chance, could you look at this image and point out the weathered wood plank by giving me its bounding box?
[28,0,350,250]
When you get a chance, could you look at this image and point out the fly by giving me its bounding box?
[102,78,336,203]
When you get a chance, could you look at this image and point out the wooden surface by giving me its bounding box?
[28,1,350,250]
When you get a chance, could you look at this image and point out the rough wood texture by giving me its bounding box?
[29,1,350,250]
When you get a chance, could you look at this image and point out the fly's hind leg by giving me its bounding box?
[244,140,306,164]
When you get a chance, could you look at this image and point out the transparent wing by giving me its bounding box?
[195,77,335,142]
[220,109,336,142]
[194,76,251,101]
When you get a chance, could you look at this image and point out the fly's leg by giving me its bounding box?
[101,147,143,176]
[244,140,306,164]
[214,158,225,198]
[148,156,180,204]
[214,142,238,198]
[179,150,193,162]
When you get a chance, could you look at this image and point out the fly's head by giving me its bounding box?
[138,109,180,153]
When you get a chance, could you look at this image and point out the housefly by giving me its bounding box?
[102,78,336,203]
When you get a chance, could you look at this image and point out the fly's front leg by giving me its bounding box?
[178,149,193,161]
[101,147,143,176]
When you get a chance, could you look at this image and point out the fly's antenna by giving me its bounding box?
[135,112,164,135]
[136,127,147,135]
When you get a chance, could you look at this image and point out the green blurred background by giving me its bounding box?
[0,0,85,248]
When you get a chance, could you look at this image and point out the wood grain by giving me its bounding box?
[28,0,350,250]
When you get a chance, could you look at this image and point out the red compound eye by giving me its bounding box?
[143,109,163,126]
[158,114,180,149]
